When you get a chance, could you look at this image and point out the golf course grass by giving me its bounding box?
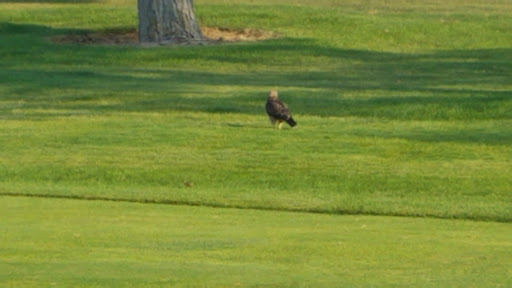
[2,196,511,287]
[1,0,511,286]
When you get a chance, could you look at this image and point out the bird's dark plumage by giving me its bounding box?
[266,90,296,129]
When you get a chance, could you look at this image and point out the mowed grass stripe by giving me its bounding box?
[1,112,510,223]
[1,196,511,287]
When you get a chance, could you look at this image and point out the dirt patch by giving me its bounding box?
[202,27,278,42]
[51,27,279,46]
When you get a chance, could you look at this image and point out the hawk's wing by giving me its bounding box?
[266,99,291,120]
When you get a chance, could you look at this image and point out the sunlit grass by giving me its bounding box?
[2,196,511,287]
[1,0,511,286]
[1,111,510,221]
[1,0,511,222]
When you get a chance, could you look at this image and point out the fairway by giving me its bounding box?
[1,0,511,286]
[2,196,511,287]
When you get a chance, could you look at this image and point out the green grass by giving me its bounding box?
[1,0,511,213]
[0,0,511,221]
[0,0,512,222]
[0,0,511,286]
[1,112,511,222]
[2,196,511,287]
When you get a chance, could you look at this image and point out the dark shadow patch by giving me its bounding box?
[2,23,511,145]
[0,0,99,3]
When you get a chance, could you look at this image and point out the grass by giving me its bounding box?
[0,0,511,221]
[2,196,512,287]
[0,2,512,222]
[0,0,511,286]
[1,112,511,222]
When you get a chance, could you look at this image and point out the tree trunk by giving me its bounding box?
[137,0,203,44]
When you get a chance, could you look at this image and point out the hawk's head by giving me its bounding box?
[268,90,278,100]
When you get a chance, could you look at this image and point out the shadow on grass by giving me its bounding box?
[1,0,99,3]
[1,23,511,144]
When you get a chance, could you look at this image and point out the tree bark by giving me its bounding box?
[138,0,203,44]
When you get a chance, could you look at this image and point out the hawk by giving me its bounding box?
[265,90,297,129]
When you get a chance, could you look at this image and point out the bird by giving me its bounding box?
[265,90,297,129]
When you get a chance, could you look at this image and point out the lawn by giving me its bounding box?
[2,196,511,287]
[0,0,511,286]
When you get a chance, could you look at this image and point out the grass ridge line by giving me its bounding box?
[1,192,508,223]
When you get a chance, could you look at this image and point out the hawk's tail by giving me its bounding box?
[286,117,297,127]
